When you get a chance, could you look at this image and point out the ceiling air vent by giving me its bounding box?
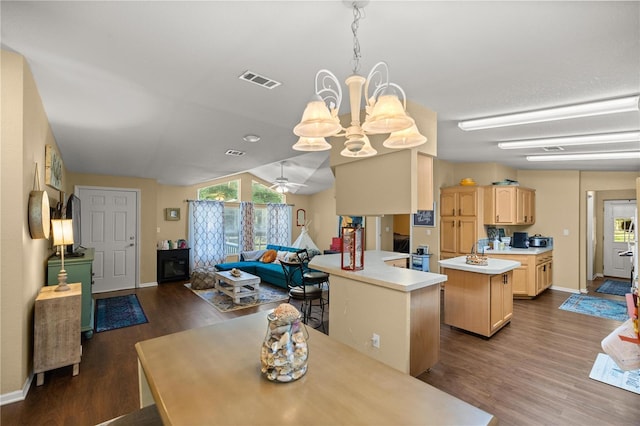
[542,146,565,152]
[239,70,281,89]
[225,149,246,157]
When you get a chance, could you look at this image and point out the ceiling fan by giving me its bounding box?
[270,162,307,193]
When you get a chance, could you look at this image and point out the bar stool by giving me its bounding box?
[280,259,326,332]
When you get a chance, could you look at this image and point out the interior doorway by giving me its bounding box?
[603,199,636,279]
[77,186,139,293]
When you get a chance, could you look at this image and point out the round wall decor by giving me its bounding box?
[28,190,50,239]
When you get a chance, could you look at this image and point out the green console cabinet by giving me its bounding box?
[47,247,95,339]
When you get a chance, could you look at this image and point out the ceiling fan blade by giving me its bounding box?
[287,182,308,187]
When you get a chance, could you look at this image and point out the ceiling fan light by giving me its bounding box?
[362,93,414,134]
[383,125,427,149]
[293,99,342,137]
[275,185,289,193]
[292,136,332,152]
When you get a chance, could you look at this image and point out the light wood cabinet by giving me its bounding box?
[443,268,513,337]
[516,187,535,224]
[487,250,552,298]
[439,186,486,262]
[484,186,535,225]
[34,283,82,386]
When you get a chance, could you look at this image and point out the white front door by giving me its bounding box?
[603,200,635,279]
[78,187,138,293]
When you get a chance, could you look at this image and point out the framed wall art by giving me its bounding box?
[45,145,63,191]
[165,208,180,221]
[338,215,365,237]
[413,204,436,227]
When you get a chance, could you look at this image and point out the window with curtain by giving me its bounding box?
[239,201,255,252]
[267,203,291,246]
[188,200,225,270]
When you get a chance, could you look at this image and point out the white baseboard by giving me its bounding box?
[594,273,604,279]
[138,281,158,288]
[549,285,580,294]
[0,374,32,406]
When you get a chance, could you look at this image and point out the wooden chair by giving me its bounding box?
[280,259,326,332]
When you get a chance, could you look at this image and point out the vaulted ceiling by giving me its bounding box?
[2,1,638,194]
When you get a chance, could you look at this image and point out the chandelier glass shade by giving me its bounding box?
[292,3,426,157]
[292,136,332,151]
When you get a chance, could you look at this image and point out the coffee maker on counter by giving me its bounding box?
[511,232,529,248]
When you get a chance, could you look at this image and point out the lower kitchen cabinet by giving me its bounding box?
[443,268,513,337]
[487,250,553,298]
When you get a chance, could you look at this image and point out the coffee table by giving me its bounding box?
[214,270,260,303]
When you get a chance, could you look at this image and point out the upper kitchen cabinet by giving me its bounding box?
[484,186,535,225]
[440,186,486,259]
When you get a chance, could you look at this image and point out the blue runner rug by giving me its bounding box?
[95,294,148,332]
[559,294,628,322]
[595,279,632,296]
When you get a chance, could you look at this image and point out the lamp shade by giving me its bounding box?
[293,98,342,138]
[341,135,377,158]
[383,125,427,149]
[362,92,414,134]
[51,219,74,246]
[292,136,332,151]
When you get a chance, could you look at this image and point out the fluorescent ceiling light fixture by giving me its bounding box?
[459,95,640,131]
[526,151,640,162]
[498,131,640,150]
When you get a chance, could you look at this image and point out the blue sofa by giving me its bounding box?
[214,244,318,289]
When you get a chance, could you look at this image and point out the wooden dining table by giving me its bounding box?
[135,312,497,425]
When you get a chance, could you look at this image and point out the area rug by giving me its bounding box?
[95,294,148,332]
[185,283,289,312]
[596,279,633,296]
[559,294,628,322]
[589,353,640,395]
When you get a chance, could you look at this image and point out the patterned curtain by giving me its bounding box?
[188,200,225,270]
[267,203,291,246]
[239,201,255,252]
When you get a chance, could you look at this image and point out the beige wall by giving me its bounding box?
[1,51,66,395]
[517,170,581,291]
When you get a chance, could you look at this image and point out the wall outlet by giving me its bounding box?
[371,333,380,348]
[426,229,431,236]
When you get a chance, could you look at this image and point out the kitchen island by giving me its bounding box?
[439,256,521,337]
[309,251,447,376]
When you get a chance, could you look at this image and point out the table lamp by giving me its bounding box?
[51,219,74,291]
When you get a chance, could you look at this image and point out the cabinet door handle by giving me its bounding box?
[458,208,461,216]
[496,215,499,222]
[452,221,455,228]
[452,208,455,216]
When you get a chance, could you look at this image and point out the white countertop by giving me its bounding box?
[483,246,553,256]
[438,256,521,274]
[309,250,447,292]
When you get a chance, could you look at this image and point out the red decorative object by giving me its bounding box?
[341,226,364,271]
[330,237,342,252]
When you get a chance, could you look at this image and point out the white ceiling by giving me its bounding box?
[2,1,639,195]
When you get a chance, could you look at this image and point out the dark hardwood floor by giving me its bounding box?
[2,278,639,425]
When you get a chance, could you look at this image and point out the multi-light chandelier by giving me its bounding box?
[292,1,426,157]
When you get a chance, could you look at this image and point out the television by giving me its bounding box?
[65,194,84,256]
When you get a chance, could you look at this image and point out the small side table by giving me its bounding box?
[34,283,82,386]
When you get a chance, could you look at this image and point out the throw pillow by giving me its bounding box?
[260,249,277,263]
[284,252,300,263]
[274,250,290,264]
[241,249,267,261]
